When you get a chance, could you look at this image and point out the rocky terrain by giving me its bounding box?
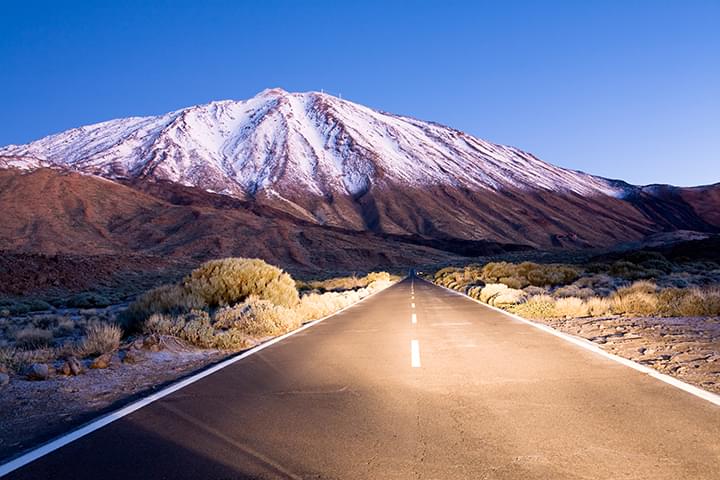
[539,314,720,394]
[0,337,225,460]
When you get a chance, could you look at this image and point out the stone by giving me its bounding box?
[142,334,161,351]
[61,357,83,376]
[26,363,50,381]
[0,372,9,387]
[122,350,143,364]
[90,353,112,369]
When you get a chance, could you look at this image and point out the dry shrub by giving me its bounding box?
[121,284,204,329]
[14,328,54,350]
[553,285,596,299]
[574,274,616,290]
[621,280,658,295]
[122,258,301,329]
[365,272,393,284]
[491,288,526,307]
[145,310,248,350]
[609,281,659,316]
[0,346,20,373]
[300,271,398,293]
[0,346,60,373]
[296,291,357,321]
[78,323,122,356]
[499,276,529,289]
[184,258,299,308]
[523,285,548,296]
[585,297,612,317]
[434,267,459,282]
[433,265,484,292]
[611,291,658,316]
[468,286,484,301]
[53,317,77,337]
[212,297,300,338]
[554,297,589,318]
[674,288,720,317]
[138,267,397,350]
[656,288,687,316]
[479,283,508,303]
[512,295,556,319]
[481,262,579,287]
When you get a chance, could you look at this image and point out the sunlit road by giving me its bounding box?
[5,278,720,479]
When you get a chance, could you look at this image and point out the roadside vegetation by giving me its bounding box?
[0,258,397,381]
[431,254,720,319]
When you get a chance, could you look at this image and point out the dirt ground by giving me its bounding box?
[0,338,228,462]
[536,315,720,394]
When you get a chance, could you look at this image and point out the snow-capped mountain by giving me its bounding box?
[1,89,717,249]
[0,88,626,199]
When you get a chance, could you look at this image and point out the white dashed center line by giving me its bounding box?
[411,313,417,324]
[411,302,415,308]
[411,340,421,368]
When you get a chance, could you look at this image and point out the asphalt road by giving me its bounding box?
[4,278,720,479]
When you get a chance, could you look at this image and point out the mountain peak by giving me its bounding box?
[0,89,627,201]
[258,87,289,97]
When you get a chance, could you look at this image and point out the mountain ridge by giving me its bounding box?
[1,89,718,253]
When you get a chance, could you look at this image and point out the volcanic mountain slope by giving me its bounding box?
[1,88,718,251]
[0,168,505,274]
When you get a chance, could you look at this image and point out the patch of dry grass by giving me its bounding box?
[554,297,589,318]
[77,323,122,357]
[13,328,54,350]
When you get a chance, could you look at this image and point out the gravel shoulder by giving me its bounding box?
[0,337,228,462]
[524,314,720,394]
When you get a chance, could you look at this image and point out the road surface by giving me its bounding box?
[4,278,720,479]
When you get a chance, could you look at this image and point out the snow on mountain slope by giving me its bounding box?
[0,88,628,200]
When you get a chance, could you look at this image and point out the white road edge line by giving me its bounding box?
[411,340,421,368]
[0,280,402,477]
[411,313,417,324]
[430,279,720,408]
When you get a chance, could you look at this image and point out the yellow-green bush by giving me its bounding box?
[480,262,579,287]
[185,258,299,308]
[511,295,557,319]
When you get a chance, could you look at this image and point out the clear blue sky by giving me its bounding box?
[1,0,718,186]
